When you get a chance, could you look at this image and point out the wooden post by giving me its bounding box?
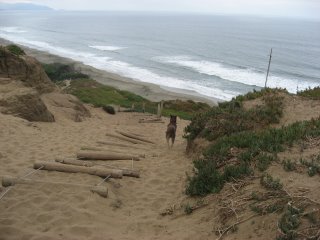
[117,105,121,112]
[160,101,164,117]
[142,102,145,113]
[265,48,272,88]
[157,103,161,117]
[131,103,135,112]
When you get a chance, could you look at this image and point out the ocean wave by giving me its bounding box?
[156,56,320,94]
[0,33,111,61]
[89,60,239,100]
[0,34,237,100]
[89,45,126,51]
[0,27,27,33]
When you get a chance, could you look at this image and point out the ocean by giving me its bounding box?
[0,11,319,101]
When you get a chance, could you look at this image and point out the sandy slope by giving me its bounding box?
[1,92,320,240]
[0,105,215,240]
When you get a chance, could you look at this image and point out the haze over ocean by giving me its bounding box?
[0,11,319,100]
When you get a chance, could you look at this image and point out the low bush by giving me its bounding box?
[102,105,115,115]
[6,44,25,56]
[43,63,89,82]
[297,86,320,100]
[184,90,284,142]
[186,118,320,196]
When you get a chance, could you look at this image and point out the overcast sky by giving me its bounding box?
[1,0,320,19]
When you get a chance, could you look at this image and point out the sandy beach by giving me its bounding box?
[0,103,217,240]
[0,38,217,105]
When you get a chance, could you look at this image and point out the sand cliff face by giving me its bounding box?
[0,47,90,122]
[0,47,55,93]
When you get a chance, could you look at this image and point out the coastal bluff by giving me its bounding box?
[0,46,90,122]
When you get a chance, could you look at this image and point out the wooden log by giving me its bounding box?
[33,161,123,178]
[55,157,94,167]
[55,158,140,178]
[139,120,165,124]
[105,133,142,144]
[91,186,108,198]
[80,146,145,158]
[115,130,155,144]
[96,141,145,149]
[77,151,140,161]
[2,176,109,198]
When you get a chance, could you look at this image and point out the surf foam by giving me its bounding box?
[0,34,237,100]
[89,45,126,51]
[0,27,27,33]
[157,56,320,94]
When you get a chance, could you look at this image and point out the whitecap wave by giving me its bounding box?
[0,34,237,100]
[0,27,27,33]
[89,60,239,100]
[89,45,126,51]
[156,56,320,94]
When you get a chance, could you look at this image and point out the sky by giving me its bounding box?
[1,0,320,19]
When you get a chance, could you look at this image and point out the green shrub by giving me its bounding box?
[43,63,89,82]
[184,203,193,215]
[102,105,115,115]
[282,160,296,172]
[300,156,320,177]
[277,205,302,240]
[297,86,320,100]
[257,153,276,172]
[6,44,25,56]
[184,89,284,142]
[186,118,320,196]
[260,174,283,190]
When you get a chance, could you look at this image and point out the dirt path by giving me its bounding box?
[0,107,214,240]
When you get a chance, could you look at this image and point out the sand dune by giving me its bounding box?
[0,105,217,240]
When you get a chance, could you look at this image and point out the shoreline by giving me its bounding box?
[0,38,218,105]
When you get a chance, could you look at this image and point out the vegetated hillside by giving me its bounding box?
[183,88,320,240]
[42,62,211,120]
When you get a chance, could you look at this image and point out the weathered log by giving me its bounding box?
[80,146,145,158]
[105,133,142,144]
[96,141,145,149]
[91,186,108,198]
[115,130,155,144]
[139,120,165,124]
[2,176,109,198]
[55,158,140,178]
[55,157,94,167]
[77,151,140,161]
[33,161,123,178]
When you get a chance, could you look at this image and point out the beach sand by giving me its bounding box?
[0,103,217,240]
[0,38,217,105]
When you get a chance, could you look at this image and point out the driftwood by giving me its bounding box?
[96,141,146,149]
[80,146,145,158]
[55,158,140,178]
[2,176,109,198]
[105,133,142,144]
[115,130,155,144]
[77,151,140,161]
[139,120,165,124]
[34,161,123,178]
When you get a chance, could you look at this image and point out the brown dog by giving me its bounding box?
[166,115,177,147]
